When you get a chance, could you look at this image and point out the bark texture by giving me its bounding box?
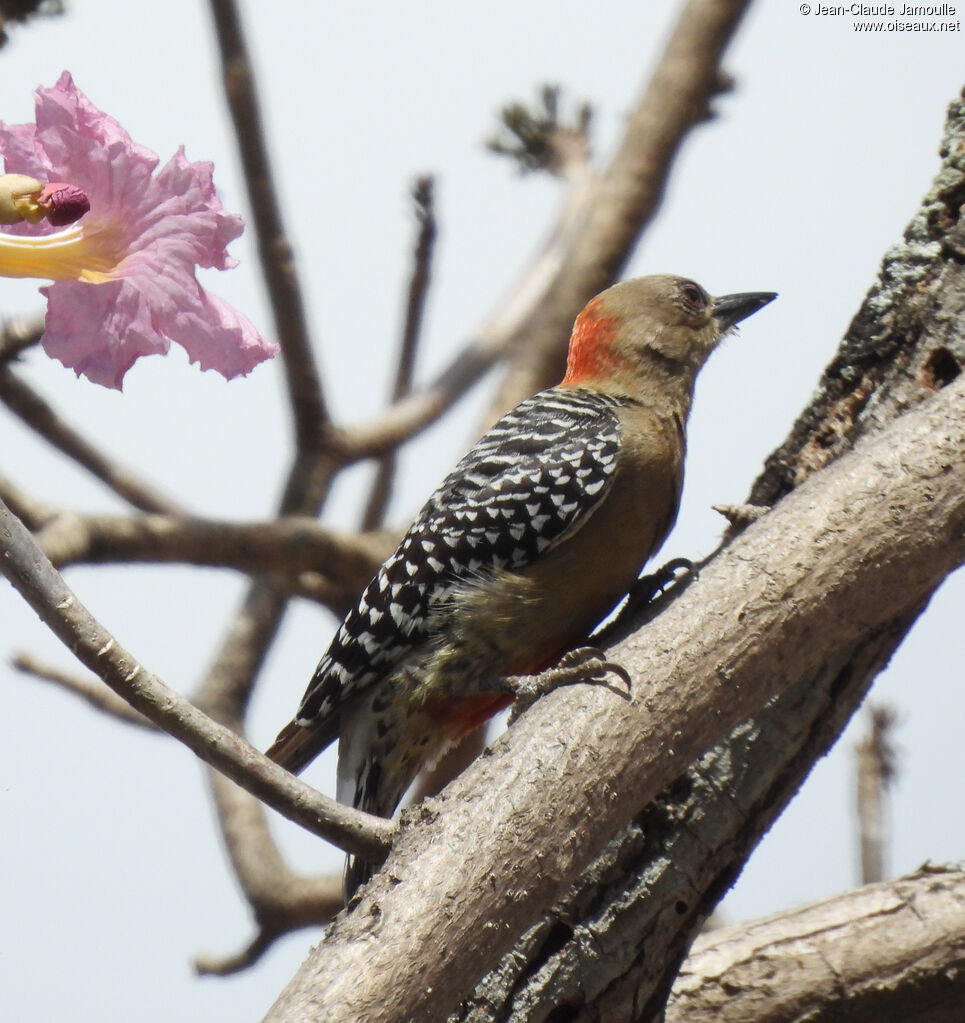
[667,867,965,1023]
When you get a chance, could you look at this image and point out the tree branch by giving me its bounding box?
[362,176,437,530]
[667,867,965,1023]
[186,0,351,951]
[0,472,56,530]
[856,704,899,885]
[0,495,394,862]
[207,0,328,446]
[0,311,43,361]
[12,651,157,729]
[30,508,389,585]
[195,769,345,975]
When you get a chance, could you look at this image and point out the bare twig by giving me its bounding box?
[856,704,900,884]
[713,501,770,530]
[331,347,499,461]
[207,0,327,449]
[0,365,187,515]
[195,930,279,977]
[12,651,158,729]
[487,85,592,177]
[0,495,394,861]
[0,311,44,361]
[361,177,437,530]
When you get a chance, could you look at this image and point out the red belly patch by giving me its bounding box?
[431,646,567,741]
[436,693,514,740]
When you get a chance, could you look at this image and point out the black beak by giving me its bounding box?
[712,291,776,331]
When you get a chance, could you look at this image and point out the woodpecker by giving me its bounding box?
[268,274,774,895]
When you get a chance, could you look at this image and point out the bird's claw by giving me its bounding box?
[506,645,632,721]
[631,557,696,606]
[555,646,632,691]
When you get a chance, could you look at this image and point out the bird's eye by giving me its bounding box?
[677,281,706,312]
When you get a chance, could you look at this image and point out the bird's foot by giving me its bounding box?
[590,557,697,647]
[506,646,631,722]
[629,557,696,608]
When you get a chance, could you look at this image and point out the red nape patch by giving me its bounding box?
[561,299,619,386]
[437,693,514,741]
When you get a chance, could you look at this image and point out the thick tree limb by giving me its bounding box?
[0,495,394,862]
[452,622,914,1022]
[264,366,965,1021]
[666,866,965,1023]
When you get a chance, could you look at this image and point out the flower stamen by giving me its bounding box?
[0,172,90,227]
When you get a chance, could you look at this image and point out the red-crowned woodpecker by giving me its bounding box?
[267,274,775,895]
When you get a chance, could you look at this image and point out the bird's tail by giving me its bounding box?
[339,736,414,901]
[265,716,338,775]
[344,852,380,899]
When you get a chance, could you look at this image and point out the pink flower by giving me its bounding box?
[0,72,277,389]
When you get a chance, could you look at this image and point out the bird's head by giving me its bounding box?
[561,274,775,393]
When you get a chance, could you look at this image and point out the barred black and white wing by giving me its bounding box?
[266,387,623,772]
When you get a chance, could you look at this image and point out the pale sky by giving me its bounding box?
[2,3,963,1020]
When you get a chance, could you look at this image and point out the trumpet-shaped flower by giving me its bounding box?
[0,72,277,388]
